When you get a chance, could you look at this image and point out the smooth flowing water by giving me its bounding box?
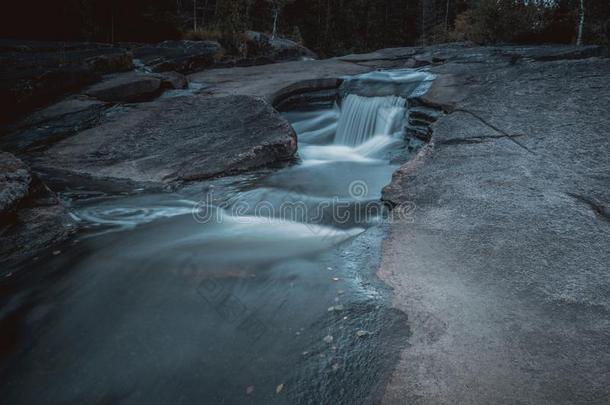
[0,70,432,404]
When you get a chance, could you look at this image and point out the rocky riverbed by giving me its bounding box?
[1,42,609,404]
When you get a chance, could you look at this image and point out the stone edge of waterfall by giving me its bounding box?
[339,70,436,99]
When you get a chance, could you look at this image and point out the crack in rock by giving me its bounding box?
[438,134,525,146]
[453,108,536,154]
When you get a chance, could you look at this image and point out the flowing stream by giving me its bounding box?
[0,70,432,404]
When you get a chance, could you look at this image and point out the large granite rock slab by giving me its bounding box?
[379,52,610,403]
[338,42,608,69]
[0,152,73,271]
[83,72,164,102]
[83,71,189,102]
[189,58,371,105]
[34,95,297,186]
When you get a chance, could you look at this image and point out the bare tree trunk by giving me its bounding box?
[110,0,115,43]
[202,0,208,28]
[325,0,331,44]
[445,0,450,35]
[577,0,585,46]
[421,0,426,46]
[194,0,198,31]
[272,8,279,39]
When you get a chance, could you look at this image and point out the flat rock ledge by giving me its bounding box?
[34,95,297,187]
[0,152,74,271]
[83,71,188,103]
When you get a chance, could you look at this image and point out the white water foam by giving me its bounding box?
[334,95,406,146]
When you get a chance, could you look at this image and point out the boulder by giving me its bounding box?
[0,152,74,271]
[133,40,223,74]
[244,31,318,61]
[270,37,318,61]
[34,95,297,186]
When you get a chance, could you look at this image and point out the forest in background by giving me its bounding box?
[1,0,608,57]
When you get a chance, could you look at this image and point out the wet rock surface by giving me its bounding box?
[34,95,297,186]
[379,46,610,404]
[0,152,73,271]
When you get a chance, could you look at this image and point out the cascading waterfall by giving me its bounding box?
[334,94,406,146]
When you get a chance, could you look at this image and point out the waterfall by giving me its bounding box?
[334,95,406,146]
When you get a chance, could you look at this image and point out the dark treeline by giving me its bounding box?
[1,1,608,56]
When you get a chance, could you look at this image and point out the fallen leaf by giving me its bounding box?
[52,250,61,256]
[323,335,333,344]
[276,383,284,394]
[246,385,255,395]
